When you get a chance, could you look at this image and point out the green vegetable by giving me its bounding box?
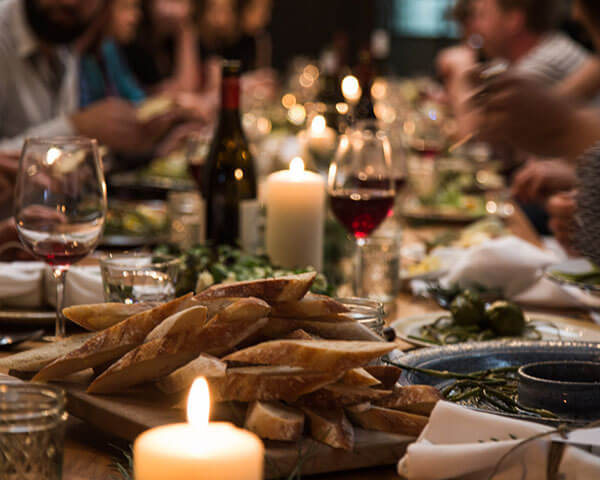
[450,290,486,326]
[485,301,526,336]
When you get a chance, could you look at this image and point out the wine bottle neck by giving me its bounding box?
[221,75,240,111]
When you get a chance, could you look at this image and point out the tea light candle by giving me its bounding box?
[266,157,325,271]
[134,378,264,480]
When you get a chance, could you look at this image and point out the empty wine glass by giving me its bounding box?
[328,120,395,296]
[14,137,107,338]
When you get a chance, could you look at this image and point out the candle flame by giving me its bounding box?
[290,157,305,175]
[45,147,61,166]
[310,115,326,134]
[187,377,210,428]
[341,75,361,102]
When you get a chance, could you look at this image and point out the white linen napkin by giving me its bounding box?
[398,401,600,480]
[438,236,582,309]
[0,262,46,308]
[45,265,104,307]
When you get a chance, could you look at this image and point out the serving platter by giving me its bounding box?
[395,340,600,424]
[391,312,600,348]
[60,381,412,479]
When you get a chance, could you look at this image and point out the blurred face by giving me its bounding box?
[25,0,103,44]
[473,0,512,58]
[110,0,141,44]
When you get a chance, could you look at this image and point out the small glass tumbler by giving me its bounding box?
[0,383,68,480]
[167,191,205,249]
[337,297,385,338]
[100,252,180,303]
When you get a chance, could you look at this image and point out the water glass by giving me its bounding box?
[337,297,385,338]
[167,191,205,249]
[0,382,67,480]
[100,252,180,303]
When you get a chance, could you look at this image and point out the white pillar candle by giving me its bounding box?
[134,378,264,480]
[266,157,325,271]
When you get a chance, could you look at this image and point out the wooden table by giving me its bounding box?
[1,207,549,480]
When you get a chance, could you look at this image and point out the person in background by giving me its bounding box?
[78,0,146,107]
[0,0,174,155]
[122,0,200,94]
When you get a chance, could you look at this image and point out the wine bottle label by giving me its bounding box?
[239,199,260,253]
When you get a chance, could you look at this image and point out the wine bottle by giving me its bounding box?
[204,60,258,251]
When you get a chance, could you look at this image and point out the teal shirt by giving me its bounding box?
[80,38,146,107]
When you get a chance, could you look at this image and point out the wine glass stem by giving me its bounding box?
[53,268,68,338]
[353,237,367,297]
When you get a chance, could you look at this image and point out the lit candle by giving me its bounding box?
[306,115,337,159]
[341,75,361,103]
[266,157,325,271]
[134,378,264,480]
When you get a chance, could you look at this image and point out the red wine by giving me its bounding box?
[204,60,258,251]
[32,240,91,266]
[329,189,394,238]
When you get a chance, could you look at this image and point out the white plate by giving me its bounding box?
[391,311,600,347]
[545,258,600,309]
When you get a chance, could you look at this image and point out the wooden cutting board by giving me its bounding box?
[60,383,412,479]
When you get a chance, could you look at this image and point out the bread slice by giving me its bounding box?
[363,366,403,389]
[299,383,392,409]
[301,406,354,450]
[198,297,270,357]
[223,340,395,372]
[63,302,157,331]
[208,366,341,402]
[284,329,316,340]
[145,306,208,342]
[194,272,316,303]
[244,401,304,441]
[258,317,384,342]
[0,333,95,373]
[346,404,428,437]
[155,354,227,395]
[374,385,443,415]
[340,368,381,387]
[190,297,238,320]
[87,324,207,394]
[34,293,193,382]
[270,294,349,318]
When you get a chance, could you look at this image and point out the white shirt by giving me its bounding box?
[515,32,589,87]
[0,0,78,153]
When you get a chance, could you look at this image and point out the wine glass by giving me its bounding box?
[14,137,107,338]
[328,120,395,296]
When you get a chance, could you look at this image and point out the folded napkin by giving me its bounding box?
[398,401,600,480]
[45,265,104,307]
[0,262,46,308]
[438,236,582,309]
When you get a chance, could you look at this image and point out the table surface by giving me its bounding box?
[0,206,563,480]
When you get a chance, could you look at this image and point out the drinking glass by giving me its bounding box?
[14,137,107,338]
[328,120,395,296]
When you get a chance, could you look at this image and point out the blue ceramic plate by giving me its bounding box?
[393,341,600,425]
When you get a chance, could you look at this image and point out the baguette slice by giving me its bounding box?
[190,297,238,320]
[299,383,392,409]
[270,294,349,318]
[0,333,95,373]
[145,306,208,342]
[63,302,157,331]
[208,366,341,402]
[244,401,304,441]
[346,404,428,437]
[259,318,383,342]
[284,329,316,340]
[223,340,395,372]
[301,406,354,450]
[374,385,443,415]
[87,325,206,394]
[194,272,316,303]
[34,293,193,382]
[155,354,227,395]
[340,368,381,388]
[363,365,403,389]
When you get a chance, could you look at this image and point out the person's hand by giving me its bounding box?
[511,159,577,204]
[546,190,579,256]
[466,70,600,159]
[71,98,174,155]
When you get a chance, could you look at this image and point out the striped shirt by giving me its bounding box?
[576,143,600,265]
[515,32,589,87]
[0,0,78,153]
